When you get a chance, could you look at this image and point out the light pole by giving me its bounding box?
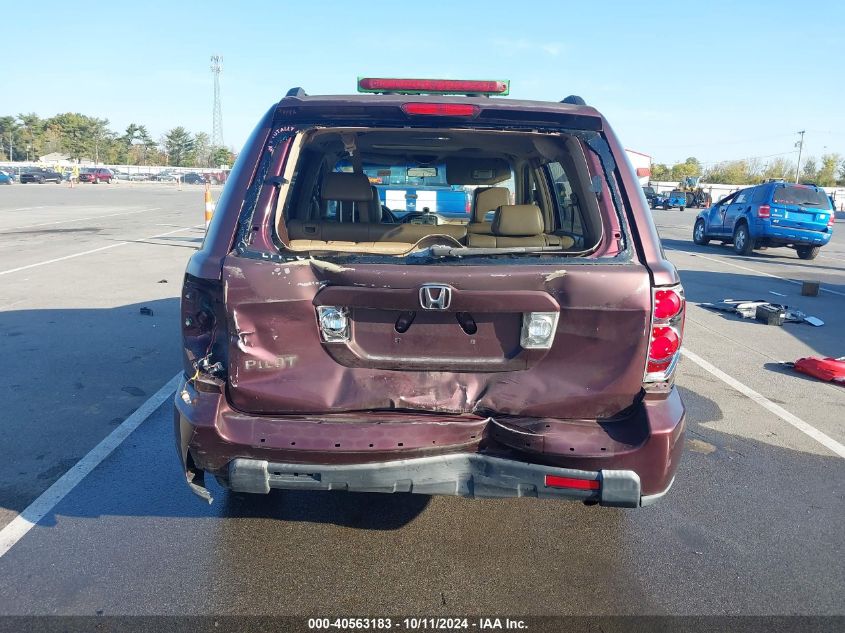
[794,130,805,183]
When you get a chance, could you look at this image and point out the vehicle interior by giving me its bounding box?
[274,128,608,256]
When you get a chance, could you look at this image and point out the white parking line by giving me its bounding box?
[668,249,845,298]
[682,349,845,459]
[0,208,159,232]
[0,224,203,276]
[0,373,182,559]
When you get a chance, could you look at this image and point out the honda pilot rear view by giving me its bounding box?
[174,78,686,508]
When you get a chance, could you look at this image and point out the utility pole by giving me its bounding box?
[794,130,805,183]
[210,55,224,149]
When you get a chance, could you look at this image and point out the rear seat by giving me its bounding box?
[287,172,467,251]
[467,186,510,235]
[467,204,575,248]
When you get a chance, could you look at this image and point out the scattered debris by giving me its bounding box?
[139,307,154,316]
[157,279,168,284]
[801,281,820,297]
[755,304,785,326]
[701,299,823,326]
[783,357,845,384]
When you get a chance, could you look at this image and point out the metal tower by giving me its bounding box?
[211,55,224,147]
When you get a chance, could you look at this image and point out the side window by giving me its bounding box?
[735,190,749,204]
[545,161,585,239]
[717,193,736,206]
[751,186,768,203]
[323,200,339,222]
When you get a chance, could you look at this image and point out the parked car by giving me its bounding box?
[128,172,151,181]
[665,190,688,211]
[0,170,12,185]
[182,172,207,184]
[651,191,666,209]
[155,171,181,182]
[642,185,657,206]
[77,167,113,184]
[19,168,63,184]
[693,182,834,259]
[174,78,686,509]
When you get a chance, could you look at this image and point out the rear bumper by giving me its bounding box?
[752,221,831,246]
[174,378,685,508]
[227,455,643,507]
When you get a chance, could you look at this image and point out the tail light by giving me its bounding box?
[181,275,227,388]
[757,204,771,218]
[644,285,685,384]
[465,197,471,215]
[401,103,480,117]
[828,214,835,228]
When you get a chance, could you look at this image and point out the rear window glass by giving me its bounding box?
[773,185,831,209]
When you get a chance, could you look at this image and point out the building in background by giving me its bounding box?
[625,149,652,186]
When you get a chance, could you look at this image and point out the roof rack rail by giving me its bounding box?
[560,95,586,105]
[285,87,307,98]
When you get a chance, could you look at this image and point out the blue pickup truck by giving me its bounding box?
[365,164,469,221]
[693,182,834,260]
[652,190,688,211]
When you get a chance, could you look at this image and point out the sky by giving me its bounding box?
[3,0,844,166]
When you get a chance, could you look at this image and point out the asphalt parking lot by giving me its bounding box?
[0,186,842,621]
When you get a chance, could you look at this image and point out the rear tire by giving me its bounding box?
[733,223,754,255]
[693,219,710,245]
[796,245,820,260]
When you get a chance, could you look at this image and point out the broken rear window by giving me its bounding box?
[272,127,624,259]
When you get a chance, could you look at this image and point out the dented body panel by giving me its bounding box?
[223,257,652,419]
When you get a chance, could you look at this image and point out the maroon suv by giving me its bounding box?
[175,78,686,508]
[78,167,113,183]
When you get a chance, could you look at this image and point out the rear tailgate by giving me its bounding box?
[222,256,651,420]
[770,204,831,231]
[770,185,833,231]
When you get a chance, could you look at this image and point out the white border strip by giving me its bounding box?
[682,349,845,459]
[0,373,182,558]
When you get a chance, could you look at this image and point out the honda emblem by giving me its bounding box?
[419,284,452,310]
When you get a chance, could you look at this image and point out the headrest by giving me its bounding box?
[492,204,544,236]
[321,172,373,202]
[472,187,511,223]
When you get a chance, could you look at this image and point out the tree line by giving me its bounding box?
[651,155,845,187]
[0,112,235,168]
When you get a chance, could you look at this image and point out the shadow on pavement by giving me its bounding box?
[221,487,432,530]
[0,298,182,518]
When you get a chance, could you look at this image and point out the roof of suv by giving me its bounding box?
[274,92,604,129]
